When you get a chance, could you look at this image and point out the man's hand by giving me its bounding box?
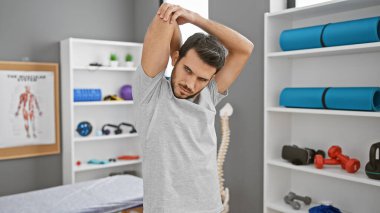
[157,3,197,25]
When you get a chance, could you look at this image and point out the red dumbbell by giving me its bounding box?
[314,154,341,169]
[328,146,360,173]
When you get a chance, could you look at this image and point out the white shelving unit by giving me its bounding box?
[60,38,143,184]
[264,1,380,212]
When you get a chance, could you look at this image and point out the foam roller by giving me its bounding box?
[279,25,326,51]
[74,89,102,102]
[325,87,380,111]
[279,87,327,109]
[322,16,380,47]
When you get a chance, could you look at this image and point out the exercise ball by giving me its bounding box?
[120,85,133,100]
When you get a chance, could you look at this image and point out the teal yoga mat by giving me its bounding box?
[279,88,327,109]
[322,16,380,47]
[279,25,326,51]
[325,87,380,111]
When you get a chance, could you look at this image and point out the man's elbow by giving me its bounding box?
[234,41,254,57]
[245,41,254,56]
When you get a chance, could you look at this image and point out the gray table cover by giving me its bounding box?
[0,175,143,213]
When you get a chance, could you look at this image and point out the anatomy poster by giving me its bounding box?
[0,70,55,148]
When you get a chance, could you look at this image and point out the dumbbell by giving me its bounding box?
[314,154,341,169]
[286,192,312,205]
[284,192,312,210]
[328,146,360,173]
[284,195,301,210]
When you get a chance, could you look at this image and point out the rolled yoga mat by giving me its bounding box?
[325,87,380,111]
[279,87,327,109]
[322,16,380,47]
[279,25,326,51]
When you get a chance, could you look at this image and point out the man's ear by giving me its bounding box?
[171,51,179,66]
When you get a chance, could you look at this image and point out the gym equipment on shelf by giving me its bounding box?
[328,146,360,173]
[282,145,325,165]
[103,95,124,101]
[280,87,380,111]
[74,89,102,102]
[280,87,327,109]
[279,16,380,51]
[314,154,341,169]
[76,121,93,137]
[284,195,301,210]
[87,159,109,164]
[284,191,312,210]
[365,142,380,180]
[279,25,326,51]
[324,87,380,111]
[119,85,133,100]
[101,124,122,135]
[117,155,140,160]
[309,204,342,213]
[218,103,233,213]
[118,122,137,134]
[322,16,380,47]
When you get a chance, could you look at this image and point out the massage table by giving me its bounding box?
[0,175,143,213]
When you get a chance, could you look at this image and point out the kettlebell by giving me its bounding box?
[365,142,380,180]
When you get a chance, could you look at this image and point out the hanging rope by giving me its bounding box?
[217,103,233,213]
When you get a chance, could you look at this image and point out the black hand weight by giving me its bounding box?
[365,142,380,180]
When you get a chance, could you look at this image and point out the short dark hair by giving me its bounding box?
[178,33,226,72]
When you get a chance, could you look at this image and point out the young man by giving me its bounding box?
[132,3,253,213]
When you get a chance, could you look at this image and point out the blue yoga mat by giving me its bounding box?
[325,87,380,111]
[322,16,380,47]
[279,87,327,109]
[279,25,326,51]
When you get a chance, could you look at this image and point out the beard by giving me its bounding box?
[170,66,202,100]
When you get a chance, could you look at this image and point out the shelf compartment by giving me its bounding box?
[266,107,380,118]
[75,159,142,172]
[268,159,380,187]
[267,42,380,59]
[74,133,138,142]
[74,101,134,106]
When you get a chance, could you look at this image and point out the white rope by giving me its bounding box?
[217,103,233,213]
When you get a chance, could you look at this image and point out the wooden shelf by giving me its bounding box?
[74,101,134,106]
[268,159,380,187]
[75,159,142,172]
[267,42,380,59]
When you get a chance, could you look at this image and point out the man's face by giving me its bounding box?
[170,49,217,99]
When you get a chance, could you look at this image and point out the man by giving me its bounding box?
[15,85,43,138]
[132,3,253,213]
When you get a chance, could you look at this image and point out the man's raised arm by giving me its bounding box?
[141,4,180,78]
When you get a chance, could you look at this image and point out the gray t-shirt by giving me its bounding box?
[132,64,228,213]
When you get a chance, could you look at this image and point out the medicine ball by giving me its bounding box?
[76,121,92,137]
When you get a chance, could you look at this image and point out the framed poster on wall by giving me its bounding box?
[0,61,60,160]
